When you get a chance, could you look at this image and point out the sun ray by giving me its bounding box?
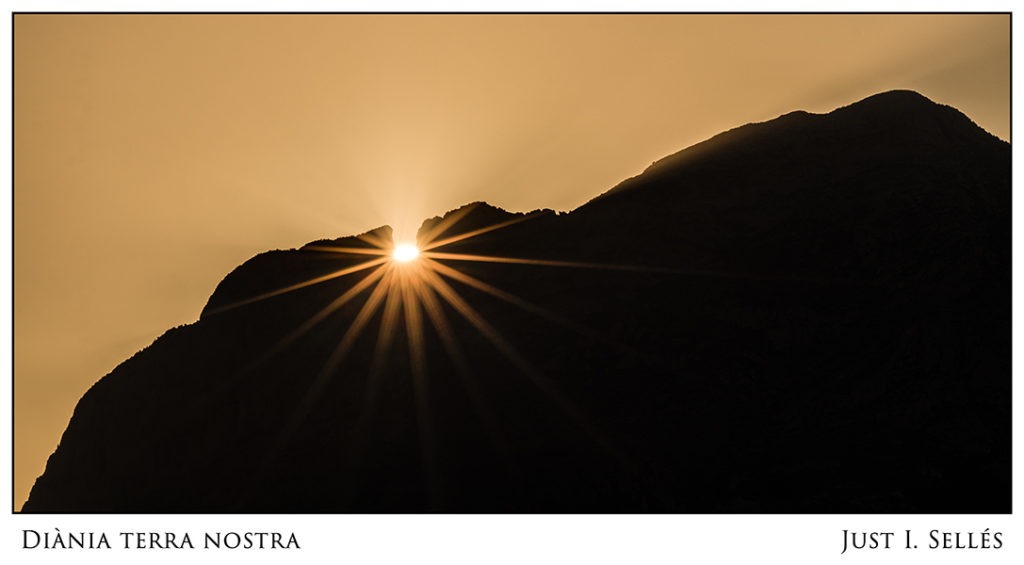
[421,212,542,251]
[336,270,429,506]
[196,265,392,422]
[281,266,395,435]
[244,212,718,507]
[206,256,390,315]
[417,266,626,462]
[410,273,516,466]
[237,264,389,376]
[335,271,407,488]
[424,258,643,358]
[356,230,394,249]
[424,250,876,287]
[416,202,482,247]
[365,272,403,384]
[255,265,394,486]
[401,272,442,509]
[303,245,391,256]
[422,251,674,271]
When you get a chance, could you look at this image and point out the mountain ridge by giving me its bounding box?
[202,89,1007,319]
[23,90,1010,513]
[592,90,1003,205]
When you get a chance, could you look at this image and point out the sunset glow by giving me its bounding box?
[13,13,1010,514]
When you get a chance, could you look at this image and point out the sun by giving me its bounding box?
[392,244,420,263]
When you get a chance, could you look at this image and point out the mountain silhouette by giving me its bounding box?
[23,90,1009,513]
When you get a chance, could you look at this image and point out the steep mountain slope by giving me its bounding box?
[23,91,1010,513]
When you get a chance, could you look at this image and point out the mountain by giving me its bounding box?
[23,91,1010,513]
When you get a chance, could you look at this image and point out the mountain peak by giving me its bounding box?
[591,89,1002,204]
[828,89,969,125]
[839,89,935,110]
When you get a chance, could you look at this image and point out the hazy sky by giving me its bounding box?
[12,14,1010,509]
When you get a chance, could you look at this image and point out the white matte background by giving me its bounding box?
[3,2,1020,564]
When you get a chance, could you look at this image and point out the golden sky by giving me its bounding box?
[12,14,1010,510]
